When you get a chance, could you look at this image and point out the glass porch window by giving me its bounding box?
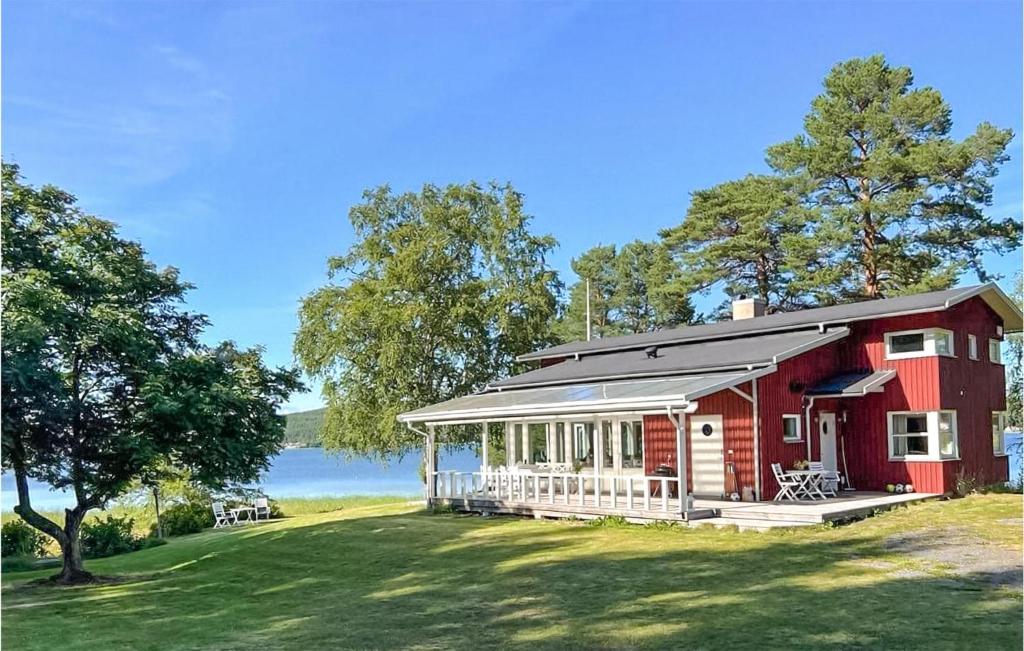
[573,422,594,468]
[891,413,928,457]
[528,423,549,464]
[620,420,643,469]
[554,422,566,463]
[601,420,614,468]
[992,412,1007,456]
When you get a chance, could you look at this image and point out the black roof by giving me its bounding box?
[520,283,1022,362]
[492,328,847,390]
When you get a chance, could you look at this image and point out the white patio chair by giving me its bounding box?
[254,497,271,521]
[212,501,236,528]
[771,463,801,502]
[808,462,840,497]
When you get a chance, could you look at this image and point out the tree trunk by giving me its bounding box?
[153,486,163,539]
[56,509,93,584]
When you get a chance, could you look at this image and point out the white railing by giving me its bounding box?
[432,470,682,513]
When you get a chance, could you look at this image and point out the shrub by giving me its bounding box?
[586,515,630,528]
[953,470,981,497]
[155,502,215,537]
[80,515,142,559]
[1,520,48,558]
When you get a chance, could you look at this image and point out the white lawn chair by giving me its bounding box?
[808,462,841,497]
[212,501,236,528]
[771,463,801,502]
[254,497,271,521]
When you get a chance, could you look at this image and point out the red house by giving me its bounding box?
[399,284,1021,524]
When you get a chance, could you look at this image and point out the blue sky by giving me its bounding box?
[4,0,1021,412]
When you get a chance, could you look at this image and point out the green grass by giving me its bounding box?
[2,495,1021,650]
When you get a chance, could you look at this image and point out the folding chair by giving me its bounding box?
[254,497,272,521]
[808,462,840,497]
[212,501,236,528]
[771,463,801,502]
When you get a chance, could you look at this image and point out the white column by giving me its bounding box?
[594,420,603,505]
[676,412,688,515]
[426,425,437,506]
[480,421,489,471]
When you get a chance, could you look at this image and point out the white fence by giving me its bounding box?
[432,470,683,513]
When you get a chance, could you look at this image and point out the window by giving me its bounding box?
[600,420,614,468]
[993,412,1007,456]
[620,420,644,469]
[782,414,802,442]
[989,338,1002,364]
[554,422,566,463]
[968,334,978,360]
[890,413,929,457]
[527,423,548,464]
[511,423,526,464]
[573,422,593,467]
[884,329,954,360]
[888,411,959,461]
[937,412,958,459]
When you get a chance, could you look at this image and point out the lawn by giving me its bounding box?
[2,495,1021,650]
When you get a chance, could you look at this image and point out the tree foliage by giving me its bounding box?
[1,162,301,583]
[556,241,694,341]
[294,182,560,459]
[660,175,815,313]
[767,54,1020,300]
[1007,274,1023,431]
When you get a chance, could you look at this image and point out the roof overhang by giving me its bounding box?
[806,369,897,398]
[397,367,774,425]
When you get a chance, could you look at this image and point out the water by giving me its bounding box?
[1,446,480,512]
[5,436,1022,511]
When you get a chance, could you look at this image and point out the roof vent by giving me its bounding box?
[645,346,659,359]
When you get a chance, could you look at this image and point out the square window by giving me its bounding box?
[782,415,801,442]
[934,331,952,356]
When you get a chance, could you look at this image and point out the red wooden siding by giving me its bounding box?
[642,383,755,497]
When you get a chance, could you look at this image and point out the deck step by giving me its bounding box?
[711,508,825,524]
[688,517,817,531]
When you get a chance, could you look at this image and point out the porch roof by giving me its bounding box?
[397,367,772,424]
[805,369,897,398]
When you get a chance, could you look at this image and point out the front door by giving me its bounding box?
[818,412,838,472]
[690,415,724,496]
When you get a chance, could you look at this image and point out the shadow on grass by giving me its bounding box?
[2,508,1022,650]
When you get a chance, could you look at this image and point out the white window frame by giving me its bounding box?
[989,338,1002,364]
[884,328,955,360]
[992,411,1008,457]
[968,334,978,360]
[782,414,802,443]
[887,410,959,462]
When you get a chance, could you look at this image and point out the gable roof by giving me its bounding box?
[491,328,847,390]
[520,283,1023,362]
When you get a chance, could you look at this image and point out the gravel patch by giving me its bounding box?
[884,527,1022,589]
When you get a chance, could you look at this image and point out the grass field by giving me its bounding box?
[2,495,1021,650]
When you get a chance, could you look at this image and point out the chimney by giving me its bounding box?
[732,295,765,320]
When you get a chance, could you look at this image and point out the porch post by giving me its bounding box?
[752,379,761,501]
[426,425,437,506]
[676,411,688,515]
[594,419,603,503]
[480,421,489,471]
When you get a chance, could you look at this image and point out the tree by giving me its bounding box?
[556,241,694,341]
[294,182,560,459]
[660,174,815,312]
[767,55,1020,300]
[1,163,301,583]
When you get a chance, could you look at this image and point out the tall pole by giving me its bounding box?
[585,277,592,341]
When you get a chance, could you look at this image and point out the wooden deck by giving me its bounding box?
[439,490,938,530]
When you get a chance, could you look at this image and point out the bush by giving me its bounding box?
[80,515,143,559]
[1,520,48,558]
[155,502,215,537]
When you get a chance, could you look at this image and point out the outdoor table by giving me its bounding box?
[785,469,828,501]
[230,505,257,524]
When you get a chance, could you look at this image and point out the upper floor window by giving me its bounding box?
[884,328,954,360]
[888,410,959,461]
[968,334,978,360]
[989,338,1002,364]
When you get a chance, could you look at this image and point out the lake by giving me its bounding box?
[1,447,480,512]
[3,435,1021,511]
